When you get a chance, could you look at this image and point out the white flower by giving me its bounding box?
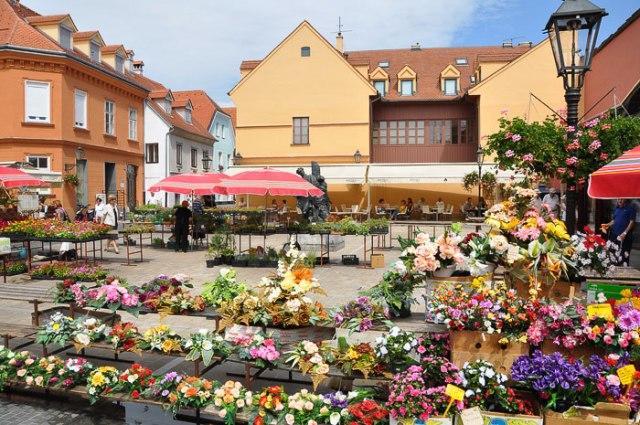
[485,368,496,379]
[389,327,401,337]
[393,260,407,275]
[378,346,388,356]
[403,343,412,351]
[236,399,245,408]
[330,412,341,425]
[218,409,227,419]
[303,341,318,354]
[285,414,295,425]
[201,340,213,351]
[127,374,138,383]
[75,333,90,346]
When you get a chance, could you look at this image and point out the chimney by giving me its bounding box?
[125,49,134,72]
[133,60,144,75]
[336,33,344,53]
[411,42,421,51]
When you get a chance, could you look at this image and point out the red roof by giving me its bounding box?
[240,44,532,101]
[222,107,236,128]
[72,30,99,40]
[173,90,228,132]
[24,14,69,25]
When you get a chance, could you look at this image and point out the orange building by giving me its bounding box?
[0,0,148,209]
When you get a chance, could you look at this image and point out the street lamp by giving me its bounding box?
[353,149,362,163]
[545,0,607,233]
[202,152,212,171]
[476,146,485,216]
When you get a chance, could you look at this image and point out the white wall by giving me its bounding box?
[143,101,170,205]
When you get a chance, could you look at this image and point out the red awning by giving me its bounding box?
[148,172,228,195]
[588,145,640,199]
[215,168,324,197]
[0,166,47,188]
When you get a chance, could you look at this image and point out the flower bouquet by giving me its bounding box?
[363,260,420,318]
[53,358,94,389]
[72,316,109,350]
[459,360,527,413]
[53,279,80,303]
[234,331,282,369]
[137,274,205,315]
[167,376,215,415]
[460,232,505,276]
[347,399,388,425]
[420,356,463,387]
[399,225,465,277]
[213,380,252,425]
[137,325,183,354]
[585,296,640,358]
[116,363,155,400]
[334,338,381,379]
[571,226,622,277]
[183,329,232,366]
[374,326,419,372]
[330,296,392,332]
[25,355,65,387]
[108,322,142,353]
[526,297,589,351]
[143,371,184,403]
[6,350,37,382]
[247,385,288,425]
[317,391,362,425]
[36,312,76,346]
[87,365,120,404]
[417,332,450,359]
[201,268,248,308]
[285,341,331,390]
[285,389,322,425]
[78,277,141,315]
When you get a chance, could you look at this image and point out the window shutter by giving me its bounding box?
[59,26,72,49]
[25,81,50,122]
[74,91,86,127]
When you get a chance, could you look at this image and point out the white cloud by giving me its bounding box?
[23,0,509,105]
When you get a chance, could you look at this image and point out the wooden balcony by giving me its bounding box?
[371,142,478,163]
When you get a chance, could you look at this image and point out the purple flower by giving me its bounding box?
[617,307,640,331]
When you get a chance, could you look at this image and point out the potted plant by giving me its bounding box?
[63,174,79,186]
[363,260,420,318]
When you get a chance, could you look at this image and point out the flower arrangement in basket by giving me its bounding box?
[526,297,589,349]
[87,365,120,404]
[213,380,253,425]
[137,325,183,354]
[234,331,282,369]
[183,329,232,366]
[137,274,205,315]
[166,376,215,415]
[398,224,465,276]
[24,355,65,387]
[584,292,640,358]
[247,385,288,425]
[374,326,419,373]
[219,238,327,328]
[201,268,248,308]
[333,337,382,380]
[53,358,94,389]
[35,312,77,347]
[75,277,141,315]
[571,226,622,277]
[330,296,393,332]
[285,341,332,390]
[107,322,142,353]
[143,371,184,403]
[459,232,505,276]
[347,399,388,425]
[72,316,109,349]
[115,363,155,400]
[284,388,322,425]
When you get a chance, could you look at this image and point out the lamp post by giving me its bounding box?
[545,0,607,234]
[476,146,485,216]
[353,149,362,163]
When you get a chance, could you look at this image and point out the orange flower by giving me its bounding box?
[169,393,178,403]
[202,379,213,390]
[293,267,312,282]
[185,387,198,397]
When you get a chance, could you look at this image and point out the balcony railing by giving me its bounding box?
[371,143,478,163]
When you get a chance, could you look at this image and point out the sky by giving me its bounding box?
[24,0,640,106]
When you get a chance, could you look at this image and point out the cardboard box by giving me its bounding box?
[450,331,529,375]
[544,403,631,425]
[479,411,543,425]
[389,416,452,425]
[370,253,385,269]
[587,281,640,303]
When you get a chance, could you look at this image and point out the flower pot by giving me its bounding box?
[450,330,529,375]
[206,258,222,268]
[432,265,455,278]
[389,300,412,318]
[390,416,452,425]
[221,255,234,265]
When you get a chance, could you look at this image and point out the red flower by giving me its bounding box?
[131,390,140,399]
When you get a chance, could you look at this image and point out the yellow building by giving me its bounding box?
[229,21,566,211]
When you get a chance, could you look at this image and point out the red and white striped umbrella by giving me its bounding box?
[588,145,640,199]
[0,166,46,188]
[214,168,323,197]
[148,172,228,195]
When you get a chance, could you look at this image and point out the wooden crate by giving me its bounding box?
[450,330,529,375]
[540,340,604,362]
[511,278,582,301]
[544,403,630,425]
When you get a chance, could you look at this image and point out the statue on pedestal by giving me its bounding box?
[296,161,330,222]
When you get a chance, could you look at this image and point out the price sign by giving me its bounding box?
[445,384,465,401]
[459,407,483,425]
[617,364,637,386]
[587,303,614,321]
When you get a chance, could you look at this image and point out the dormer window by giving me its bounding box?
[439,65,461,96]
[455,57,468,65]
[373,81,386,96]
[444,78,457,95]
[378,61,389,68]
[90,41,101,62]
[59,26,72,49]
[185,108,192,124]
[115,54,124,73]
[400,80,413,96]
[164,99,171,114]
[301,46,311,57]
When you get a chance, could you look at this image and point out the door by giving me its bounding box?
[126,164,137,210]
[75,159,88,206]
[104,162,116,198]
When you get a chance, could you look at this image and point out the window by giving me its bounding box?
[460,120,468,144]
[301,46,311,57]
[90,41,100,62]
[191,148,198,168]
[379,121,387,145]
[400,80,413,96]
[222,125,228,140]
[176,143,182,166]
[373,81,386,96]
[128,108,137,140]
[59,26,72,49]
[26,155,49,170]
[444,78,457,95]
[74,90,87,128]
[397,121,406,145]
[115,54,124,73]
[378,61,389,68]
[185,108,192,124]
[218,151,223,169]
[451,120,459,144]
[215,123,221,137]
[429,120,443,144]
[292,117,309,145]
[455,57,468,65]
[104,100,115,135]
[24,81,50,123]
[145,143,159,163]
[407,121,416,144]
[389,121,397,145]
[444,120,453,144]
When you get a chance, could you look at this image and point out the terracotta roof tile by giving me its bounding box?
[173,90,228,131]
[240,59,261,70]
[72,30,98,40]
[101,44,124,54]
[8,0,39,19]
[171,98,190,108]
[222,107,236,128]
[24,14,68,25]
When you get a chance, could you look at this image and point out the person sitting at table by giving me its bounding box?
[435,198,445,213]
[269,199,278,211]
[416,197,426,209]
[476,197,487,214]
[375,199,386,215]
[279,199,289,214]
[394,200,408,220]
[406,198,414,214]
[461,197,473,215]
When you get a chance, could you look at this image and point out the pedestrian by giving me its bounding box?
[94,197,105,223]
[542,188,560,217]
[54,200,70,222]
[174,200,192,253]
[279,199,289,214]
[601,199,635,266]
[192,196,204,216]
[103,196,120,254]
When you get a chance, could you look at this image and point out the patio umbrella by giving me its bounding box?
[588,145,640,199]
[215,168,324,197]
[148,172,228,196]
[0,166,46,188]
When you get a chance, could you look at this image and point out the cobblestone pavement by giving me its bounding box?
[0,397,123,424]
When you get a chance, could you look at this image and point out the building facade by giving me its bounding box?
[0,1,147,209]
[229,21,566,208]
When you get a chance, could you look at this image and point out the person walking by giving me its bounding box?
[174,200,192,253]
[103,196,119,254]
[94,197,105,223]
[602,199,635,266]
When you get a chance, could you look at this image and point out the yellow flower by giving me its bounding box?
[52,323,61,332]
[498,337,509,345]
[280,271,296,291]
[298,279,312,292]
[162,339,179,352]
[90,372,105,387]
[346,348,359,360]
[621,289,633,299]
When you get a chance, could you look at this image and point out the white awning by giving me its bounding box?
[367,163,517,184]
[226,164,368,184]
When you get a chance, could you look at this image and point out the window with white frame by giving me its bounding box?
[191,148,197,168]
[373,81,386,96]
[145,143,159,164]
[89,41,100,62]
[444,78,457,95]
[292,117,309,145]
[176,143,183,166]
[115,54,124,73]
[24,81,51,123]
[400,80,413,96]
[222,125,228,140]
[74,90,87,128]
[59,26,72,49]
[104,100,115,135]
[185,108,192,124]
[26,155,49,170]
[215,123,221,137]
[128,108,137,140]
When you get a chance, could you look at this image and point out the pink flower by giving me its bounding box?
[512,134,522,142]
[565,157,578,166]
[522,153,534,162]
[505,149,515,158]
[566,125,575,132]
[588,140,601,153]
[504,131,513,139]
[599,152,609,161]
[585,118,599,128]
[557,167,566,174]
[601,124,611,130]
[566,140,580,151]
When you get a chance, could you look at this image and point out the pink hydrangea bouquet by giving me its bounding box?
[75,276,141,315]
[235,331,282,369]
[399,224,465,275]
